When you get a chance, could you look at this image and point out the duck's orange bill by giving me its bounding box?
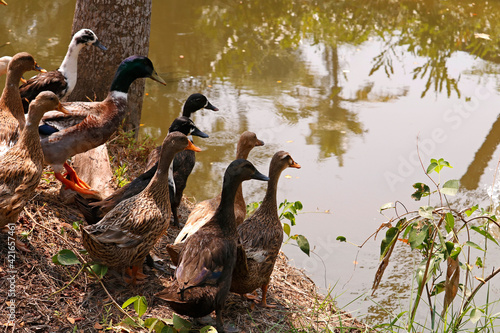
[290,161,301,169]
[34,62,47,73]
[56,102,70,115]
[185,140,202,152]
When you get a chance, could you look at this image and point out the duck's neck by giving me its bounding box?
[58,39,85,95]
[18,113,44,159]
[216,176,241,236]
[144,146,177,204]
[109,66,139,94]
[0,69,25,129]
[233,146,252,208]
[181,104,196,118]
[257,165,283,222]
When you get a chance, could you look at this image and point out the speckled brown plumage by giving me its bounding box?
[0,52,44,156]
[0,91,65,229]
[173,131,265,244]
[81,132,199,284]
[156,159,269,333]
[230,151,301,308]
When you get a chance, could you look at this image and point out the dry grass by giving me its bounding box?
[0,133,369,333]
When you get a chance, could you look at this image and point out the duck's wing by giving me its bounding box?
[83,207,144,248]
[19,71,68,113]
[175,236,228,289]
[174,197,219,244]
[40,110,89,134]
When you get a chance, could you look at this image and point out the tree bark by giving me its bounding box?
[68,0,152,132]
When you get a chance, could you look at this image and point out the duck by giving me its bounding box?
[81,132,201,285]
[0,91,68,251]
[159,93,218,227]
[19,29,107,113]
[74,116,208,225]
[156,159,269,333]
[172,131,265,247]
[39,55,166,195]
[0,52,46,157]
[230,151,300,308]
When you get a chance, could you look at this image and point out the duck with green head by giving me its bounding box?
[40,55,166,195]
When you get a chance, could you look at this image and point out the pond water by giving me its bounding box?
[3,0,500,327]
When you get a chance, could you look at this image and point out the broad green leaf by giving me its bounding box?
[471,226,499,246]
[409,225,429,250]
[144,318,164,332]
[380,202,394,211]
[427,160,438,174]
[465,205,478,217]
[418,206,434,219]
[283,223,291,237]
[450,245,462,259]
[411,183,430,201]
[470,307,482,323]
[336,236,346,242]
[296,235,310,256]
[445,213,455,234]
[445,241,454,258]
[441,179,459,196]
[134,296,148,318]
[200,326,218,333]
[464,241,484,252]
[431,281,446,296]
[52,249,80,266]
[294,201,303,211]
[172,314,192,330]
[89,264,108,278]
[161,326,176,333]
[122,296,140,309]
[380,227,399,258]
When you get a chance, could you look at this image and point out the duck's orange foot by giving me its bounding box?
[258,284,277,308]
[55,162,97,195]
[124,266,148,286]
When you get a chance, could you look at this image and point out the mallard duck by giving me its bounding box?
[173,131,264,245]
[159,93,218,227]
[0,52,45,157]
[74,116,209,225]
[19,29,106,113]
[230,151,300,308]
[39,55,166,195]
[0,91,68,251]
[81,132,201,285]
[156,159,269,333]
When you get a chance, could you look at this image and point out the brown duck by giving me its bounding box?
[81,132,200,285]
[0,91,67,250]
[156,159,269,333]
[173,131,264,245]
[0,52,45,157]
[230,151,300,308]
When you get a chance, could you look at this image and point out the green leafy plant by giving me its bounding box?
[370,157,500,332]
[119,295,215,333]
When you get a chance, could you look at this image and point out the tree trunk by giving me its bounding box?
[67,0,152,132]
